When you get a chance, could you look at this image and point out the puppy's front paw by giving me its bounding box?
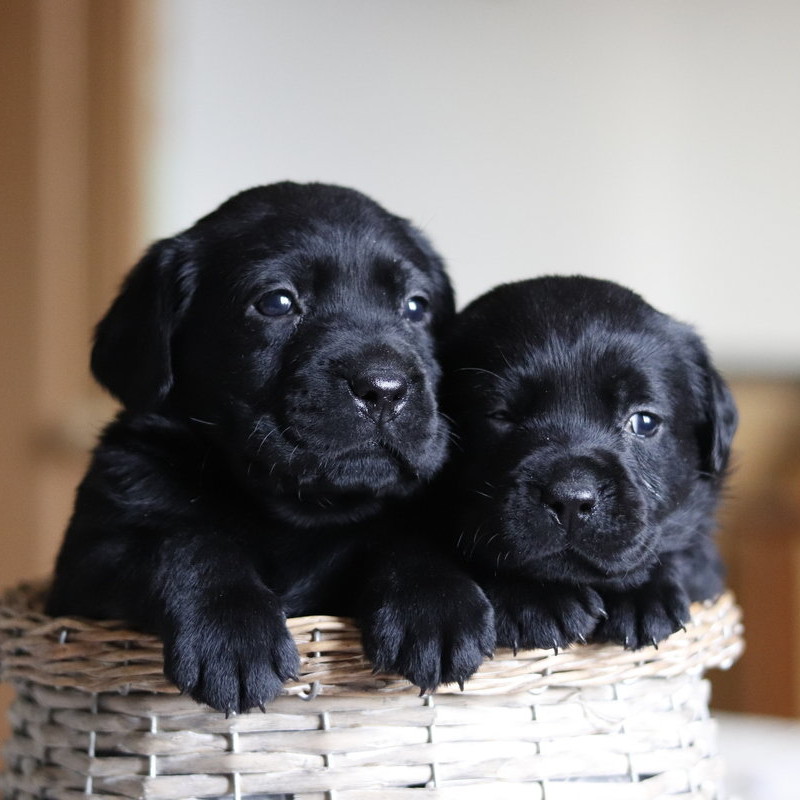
[163,588,300,714]
[594,581,690,649]
[360,577,496,693]
[487,581,604,652]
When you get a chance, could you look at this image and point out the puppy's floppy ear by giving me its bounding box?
[91,236,195,412]
[687,333,738,477]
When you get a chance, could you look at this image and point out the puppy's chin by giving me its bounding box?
[265,470,422,529]
[545,540,660,584]
[251,439,445,528]
[476,523,660,585]
[316,443,428,489]
[268,491,385,528]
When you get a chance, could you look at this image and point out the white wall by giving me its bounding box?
[146,0,800,373]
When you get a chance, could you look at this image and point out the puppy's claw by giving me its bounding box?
[457,679,465,692]
[552,641,559,656]
[667,613,689,633]
[650,638,659,650]
[258,703,267,713]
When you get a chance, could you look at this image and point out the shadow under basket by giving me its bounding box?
[0,583,743,800]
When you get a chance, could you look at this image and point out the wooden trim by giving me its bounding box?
[31,0,155,567]
[33,0,92,440]
[0,0,154,752]
[0,0,40,583]
[86,0,153,316]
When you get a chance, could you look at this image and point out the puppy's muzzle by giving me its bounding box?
[348,367,409,424]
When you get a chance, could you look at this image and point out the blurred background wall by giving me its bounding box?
[1,0,799,736]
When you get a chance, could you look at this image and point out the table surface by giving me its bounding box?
[715,711,800,800]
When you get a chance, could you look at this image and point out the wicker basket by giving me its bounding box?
[1,582,743,800]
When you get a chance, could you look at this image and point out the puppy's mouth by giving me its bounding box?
[302,439,422,492]
[504,511,658,580]
[265,442,422,528]
[471,523,656,584]
[243,433,427,496]
[563,542,653,580]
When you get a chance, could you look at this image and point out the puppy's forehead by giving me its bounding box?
[449,277,699,419]
[498,319,681,408]
[198,214,429,299]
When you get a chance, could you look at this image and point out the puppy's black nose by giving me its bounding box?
[541,479,597,531]
[349,369,409,423]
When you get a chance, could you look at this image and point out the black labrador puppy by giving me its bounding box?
[439,276,737,651]
[47,182,494,712]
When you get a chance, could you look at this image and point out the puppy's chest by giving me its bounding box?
[255,527,364,618]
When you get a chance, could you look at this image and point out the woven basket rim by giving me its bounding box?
[0,579,744,699]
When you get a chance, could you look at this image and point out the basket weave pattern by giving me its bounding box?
[1,582,743,799]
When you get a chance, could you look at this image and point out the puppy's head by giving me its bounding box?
[442,276,737,584]
[92,182,454,525]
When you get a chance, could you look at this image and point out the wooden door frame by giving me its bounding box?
[1,0,152,746]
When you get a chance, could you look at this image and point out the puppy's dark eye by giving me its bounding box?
[627,412,661,438]
[487,409,515,426]
[255,290,297,317]
[402,296,429,322]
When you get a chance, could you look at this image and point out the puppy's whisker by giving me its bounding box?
[484,533,500,549]
[443,427,461,445]
[468,525,484,558]
[445,433,464,454]
[455,366,504,382]
[256,427,280,456]
[640,477,663,500]
[189,417,218,426]
[495,346,513,371]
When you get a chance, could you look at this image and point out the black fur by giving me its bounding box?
[439,276,737,651]
[47,183,494,712]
